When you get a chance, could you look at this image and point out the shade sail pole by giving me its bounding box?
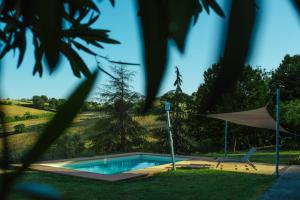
[224,121,228,157]
[275,88,280,177]
[165,102,176,170]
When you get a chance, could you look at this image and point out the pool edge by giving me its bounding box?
[29,152,199,182]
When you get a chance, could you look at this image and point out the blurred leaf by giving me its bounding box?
[80,0,100,13]
[72,40,97,56]
[201,0,225,17]
[36,0,63,70]
[63,28,120,44]
[14,183,61,200]
[292,0,300,14]
[192,0,203,24]
[14,30,27,68]
[0,31,7,41]
[202,0,210,13]
[109,0,115,7]
[0,43,12,59]
[20,0,37,26]
[167,0,195,52]
[205,0,257,108]
[19,71,98,171]
[138,0,169,112]
[60,42,91,78]
[67,0,78,18]
[139,0,216,111]
[32,37,43,77]
[87,40,104,49]
[85,13,100,27]
[207,0,225,17]
[67,0,100,19]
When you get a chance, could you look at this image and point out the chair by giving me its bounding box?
[215,147,257,170]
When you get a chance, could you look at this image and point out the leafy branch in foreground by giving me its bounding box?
[0,0,118,78]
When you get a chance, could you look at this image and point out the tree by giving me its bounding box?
[188,63,271,152]
[32,95,47,109]
[280,100,300,149]
[157,67,192,153]
[93,65,145,152]
[270,55,300,101]
[172,66,187,153]
[281,100,300,131]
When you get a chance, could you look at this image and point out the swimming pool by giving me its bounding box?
[63,154,187,175]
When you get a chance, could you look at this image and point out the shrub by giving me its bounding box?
[14,115,22,121]
[197,138,214,153]
[45,134,86,159]
[0,100,12,105]
[23,112,32,119]
[289,155,300,165]
[14,124,26,133]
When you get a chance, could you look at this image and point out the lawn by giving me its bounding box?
[198,150,300,164]
[8,169,275,200]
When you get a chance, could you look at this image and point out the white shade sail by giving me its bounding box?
[205,106,290,133]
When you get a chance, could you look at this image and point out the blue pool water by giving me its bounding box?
[63,155,186,175]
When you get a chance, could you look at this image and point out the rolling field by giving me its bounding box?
[0,102,101,162]
[1,105,52,116]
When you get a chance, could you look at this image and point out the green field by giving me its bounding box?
[8,169,275,200]
[1,105,52,117]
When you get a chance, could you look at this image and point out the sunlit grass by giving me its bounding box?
[197,150,300,164]
[133,115,164,128]
[1,105,52,117]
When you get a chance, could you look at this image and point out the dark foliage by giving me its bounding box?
[270,55,300,101]
[13,123,26,133]
[188,63,272,152]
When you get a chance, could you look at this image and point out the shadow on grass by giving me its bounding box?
[8,168,275,200]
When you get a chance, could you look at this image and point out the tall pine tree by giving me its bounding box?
[93,65,145,152]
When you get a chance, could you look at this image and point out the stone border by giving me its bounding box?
[29,152,287,181]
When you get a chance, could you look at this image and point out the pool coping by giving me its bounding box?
[28,152,287,182]
[30,152,209,182]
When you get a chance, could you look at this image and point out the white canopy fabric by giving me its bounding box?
[205,106,290,133]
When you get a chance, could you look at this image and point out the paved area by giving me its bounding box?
[259,165,300,200]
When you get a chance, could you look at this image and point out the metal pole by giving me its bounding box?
[165,102,176,170]
[275,88,280,177]
[224,121,228,157]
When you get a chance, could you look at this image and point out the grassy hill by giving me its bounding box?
[1,99,170,162]
[1,104,52,117]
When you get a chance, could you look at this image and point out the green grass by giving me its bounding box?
[8,169,275,200]
[197,150,300,164]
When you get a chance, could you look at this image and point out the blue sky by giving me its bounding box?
[1,0,300,100]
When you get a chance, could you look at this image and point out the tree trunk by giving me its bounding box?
[233,137,237,152]
[120,115,125,151]
[120,71,126,152]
